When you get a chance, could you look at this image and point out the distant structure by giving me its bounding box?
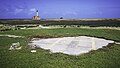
[32,10,40,20]
[60,17,63,19]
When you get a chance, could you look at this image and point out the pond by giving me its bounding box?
[30,36,114,55]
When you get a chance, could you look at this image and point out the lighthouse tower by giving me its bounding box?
[36,10,39,16]
[32,9,40,20]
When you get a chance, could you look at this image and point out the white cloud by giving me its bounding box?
[62,11,77,16]
[28,8,36,15]
[30,8,36,12]
[14,9,23,15]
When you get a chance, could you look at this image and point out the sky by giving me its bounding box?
[0,0,120,19]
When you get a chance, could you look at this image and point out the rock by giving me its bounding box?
[16,46,22,50]
[28,43,37,49]
[31,50,37,53]
[9,42,22,50]
[115,42,120,44]
[9,45,15,50]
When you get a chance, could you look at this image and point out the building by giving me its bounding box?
[32,10,40,20]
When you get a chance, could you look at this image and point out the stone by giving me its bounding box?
[28,43,37,49]
[31,50,37,53]
[9,42,22,50]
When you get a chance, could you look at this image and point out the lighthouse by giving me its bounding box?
[36,10,38,16]
[32,9,40,20]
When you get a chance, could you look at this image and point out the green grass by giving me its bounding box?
[0,19,120,27]
[0,28,120,41]
[0,28,120,68]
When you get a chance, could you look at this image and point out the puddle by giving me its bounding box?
[30,36,114,55]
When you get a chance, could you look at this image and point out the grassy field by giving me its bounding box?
[0,28,120,68]
[0,19,120,27]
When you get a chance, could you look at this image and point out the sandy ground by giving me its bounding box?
[31,36,114,55]
[0,34,24,38]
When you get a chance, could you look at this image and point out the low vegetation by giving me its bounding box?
[0,19,120,27]
[0,27,120,68]
[0,28,120,41]
[0,25,19,31]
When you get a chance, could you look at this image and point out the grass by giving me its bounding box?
[0,28,120,41]
[0,19,120,27]
[0,28,120,68]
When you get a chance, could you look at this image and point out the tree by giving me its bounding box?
[60,17,63,19]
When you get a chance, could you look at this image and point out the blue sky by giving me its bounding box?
[0,0,120,19]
